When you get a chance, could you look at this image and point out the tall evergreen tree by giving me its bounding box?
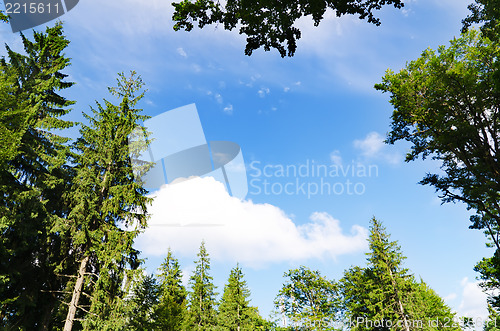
[184,241,218,330]
[366,217,412,330]
[408,281,463,329]
[62,71,152,331]
[126,273,160,330]
[156,248,187,330]
[341,218,458,331]
[219,264,261,331]
[0,24,75,330]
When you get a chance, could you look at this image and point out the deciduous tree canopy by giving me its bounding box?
[376,29,500,309]
[463,0,500,41]
[172,0,404,57]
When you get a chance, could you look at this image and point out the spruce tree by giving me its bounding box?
[219,264,261,331]
[156,248,187,330]
[408,281,462,329]
[126,273,160,330]
[0,24,75,330]
[184,241,218,330]
[366,217,413,330]
[62,71,152,330]
[341,218,459,331]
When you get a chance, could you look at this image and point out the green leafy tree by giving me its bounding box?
[126,273,160,330]
[184,241,218,330]
[274,266,340,330]
[463,0,500,41]
[172,0,404,57]
[341,218,458,331]
[485,304,500,331]
[218,264,262,331]
[475,253,500,308]
[156,248,187,330]
[375,29,500,310]
[0,24,75,330]
[62,71,152,331]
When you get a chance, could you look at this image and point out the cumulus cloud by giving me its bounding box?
[457,277,488,321]
[444,293,458,302]
[353,132,401,164]
[135,177,368,266]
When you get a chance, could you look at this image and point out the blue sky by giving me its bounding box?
[0,0,493,325]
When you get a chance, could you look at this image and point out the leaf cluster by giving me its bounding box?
[172,0,404,57]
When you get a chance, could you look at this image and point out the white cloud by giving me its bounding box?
[354,132,384,156]
[284,87,291,92]
[330,150,343,166]
[181,265,194,288]
[258,87,270,98]
[177,47,187,58]
[136,177,368,267]
[444,293,458,302]
[456,277,488,321]
[353,132,401,165]
[223,104,234,115]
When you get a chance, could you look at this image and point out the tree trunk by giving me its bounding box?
[64,256,89,331]
[387,261,410,331]
[377,230,410,331]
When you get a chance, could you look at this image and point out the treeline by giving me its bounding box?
[120,218,460,331]
[123,242,270,330]
[275,218,461,331]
